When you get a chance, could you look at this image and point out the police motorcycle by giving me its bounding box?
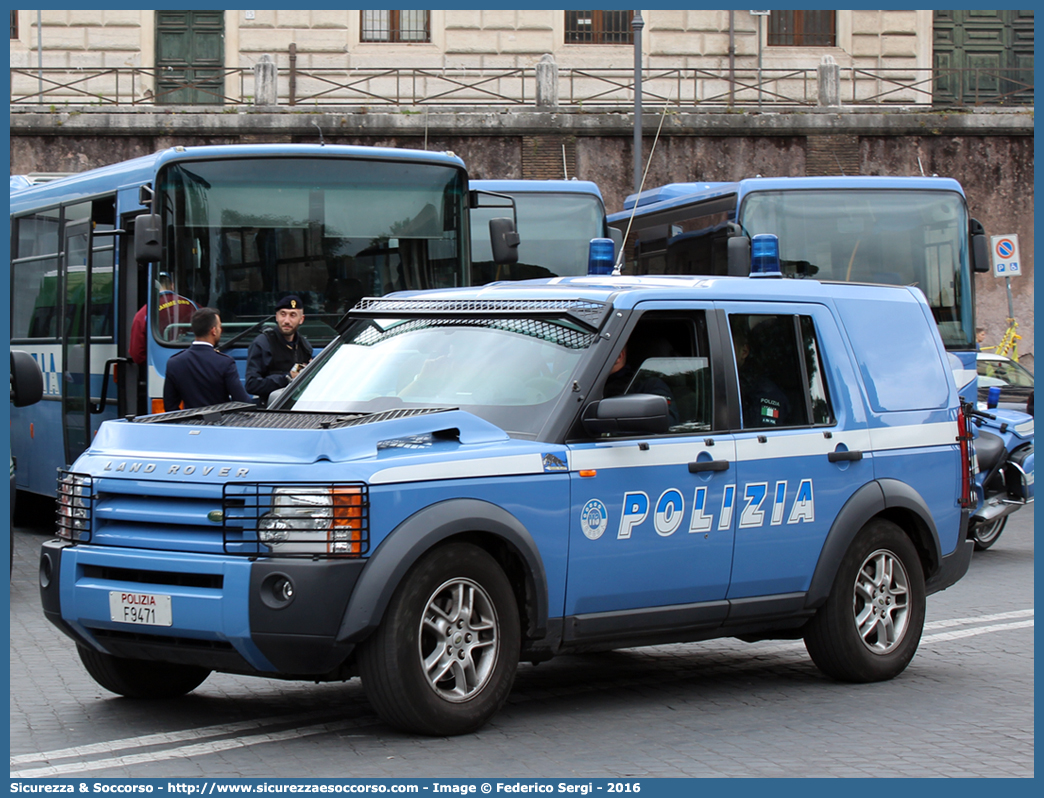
[965,392,1034,550]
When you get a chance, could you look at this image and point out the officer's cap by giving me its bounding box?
[276,295,304,312]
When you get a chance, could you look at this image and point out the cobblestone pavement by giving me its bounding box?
[9,506,1033,778]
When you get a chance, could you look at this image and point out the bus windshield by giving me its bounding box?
[156,157,467,347]
[471,193,605,283]
[739,189,973,349]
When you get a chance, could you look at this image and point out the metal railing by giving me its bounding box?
[10,65,1034,109]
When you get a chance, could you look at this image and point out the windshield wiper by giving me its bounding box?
[218,316,274,352]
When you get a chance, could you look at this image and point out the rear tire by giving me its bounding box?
[77,645,210,698]
[804,519,925,683]
[971,516,1007,551]
[358,542,521,735]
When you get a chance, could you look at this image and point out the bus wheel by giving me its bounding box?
[358,543,520,736]
[804,519,925,683]
[77,645,210,698]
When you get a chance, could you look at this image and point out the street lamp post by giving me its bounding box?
[750,11,771,110]
[632,11,644,194]
[37,10,43,102]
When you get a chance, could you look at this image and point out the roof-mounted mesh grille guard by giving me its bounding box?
[346,297,612,333]
[130,404,458,429]
[131,401,256,425]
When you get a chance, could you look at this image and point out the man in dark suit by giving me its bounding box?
[163,308,252,412]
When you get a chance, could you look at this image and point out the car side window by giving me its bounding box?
[801,315,834,425]
[730,313,833,428]
[600,311,714,434]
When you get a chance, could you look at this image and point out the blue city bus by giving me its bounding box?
[10,143,516,500]
[469,179,618,282]
[607,176,993,400]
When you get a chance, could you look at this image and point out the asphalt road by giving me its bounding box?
[9,505,1034,779]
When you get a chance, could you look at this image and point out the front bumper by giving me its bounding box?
[40,539,366,676]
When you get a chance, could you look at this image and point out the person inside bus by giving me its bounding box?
[163,308,252,412]
[129,273,198,365]
[245,295,313,407]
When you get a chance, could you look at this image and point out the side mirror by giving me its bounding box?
[582,394,670,436]
[609,227,624,259]
[970,218,990,274]
[134,214,162,264]
[727,234,750,276]
[489,217,520,266]
[10,351,44,407]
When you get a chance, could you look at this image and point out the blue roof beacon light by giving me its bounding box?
[987,385,1001,409]
[749,233,783,278]
[587,237,616,275]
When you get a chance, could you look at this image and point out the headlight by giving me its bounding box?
[258,486,365,556]
[56,471,93,541]
[259,489,331,544]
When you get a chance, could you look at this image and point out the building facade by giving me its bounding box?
[10,10,1034,108]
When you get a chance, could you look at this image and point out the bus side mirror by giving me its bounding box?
[10,351,44,407]
[727,234,750,276]
[134,214,162,264]
[970,218,990,273]
[489,217,520,266]
[609,227,624,260]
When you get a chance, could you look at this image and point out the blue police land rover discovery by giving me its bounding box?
[42,252,973,735]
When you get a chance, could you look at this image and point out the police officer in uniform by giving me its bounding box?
[245,295,313,406]
[163,308,252,412]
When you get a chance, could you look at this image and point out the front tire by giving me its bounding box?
[78,645,210,698]
[804,519,925,683]
[358,542,521,735]
[971,516,1007,551]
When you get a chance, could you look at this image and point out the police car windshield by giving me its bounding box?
[279,316,592,436]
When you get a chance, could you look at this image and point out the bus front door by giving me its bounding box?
[61,217,118,465]
[62,219,91,464]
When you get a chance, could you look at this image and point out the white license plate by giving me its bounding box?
[109,591,173,627]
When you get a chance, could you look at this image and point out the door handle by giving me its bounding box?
[828,450,863,462]
[90,357,133,414]
[689,460,730,473]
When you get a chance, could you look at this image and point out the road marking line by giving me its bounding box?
[10,720,369,778]
[924,608,1033,631]
[725,612,1034,658]
[9,709,346,765]
[923,619,1034,643]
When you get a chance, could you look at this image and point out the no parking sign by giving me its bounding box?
[991,234,1022,278]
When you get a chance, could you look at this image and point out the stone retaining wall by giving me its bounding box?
[10,106,1033,365]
